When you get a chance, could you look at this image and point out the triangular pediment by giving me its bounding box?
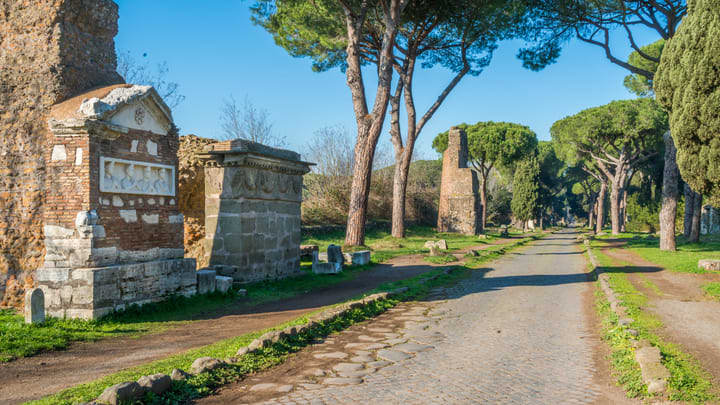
[50,84,174,135]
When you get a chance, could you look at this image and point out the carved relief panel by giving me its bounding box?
[100,157,176,196]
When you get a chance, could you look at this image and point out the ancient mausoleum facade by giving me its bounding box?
[37,84,196,319]
[200,140,313,283]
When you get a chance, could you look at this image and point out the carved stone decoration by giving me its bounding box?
[100,157,176,196]
[134,106,145,125]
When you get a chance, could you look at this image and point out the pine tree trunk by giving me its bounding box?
[390,151,411,238]
[689,192,703,242]
[683,183,694,238]
[480,175,488,231]
[659,131,679,250]
[588,199,595,230]
[620,189,628,232]
[596,182,607,234]
[610,177,622,235]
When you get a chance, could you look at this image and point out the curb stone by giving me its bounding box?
[585,238,670,395]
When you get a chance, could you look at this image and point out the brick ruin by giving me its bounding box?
[1,0,314,318]
[437,127,482,235]
[37,85,196,319]
[199,140,312,282]
[0,0,124,306]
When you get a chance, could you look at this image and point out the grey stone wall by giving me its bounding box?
[200,139,312,283]
[701,205,720,235]
[37,258,196,319]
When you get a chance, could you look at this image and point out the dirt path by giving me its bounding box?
[600,246,720,386]
[0,243,503,405]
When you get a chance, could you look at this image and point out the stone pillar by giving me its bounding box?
[200,140,313,283]
[36,85,196,319]
[437,127,481,235]
[0,0,123,307]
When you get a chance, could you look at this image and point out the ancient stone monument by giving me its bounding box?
[0,0,125,307]
[437,127,482,235]
[199,139,313,282]
[37,85,197,319]
[701,205,720,235]
[24,288,45,324]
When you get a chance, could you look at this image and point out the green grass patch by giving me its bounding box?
[423,254,457,264]
[702,282,720,300]
[30,266,468,405]
[302,225,511,263]
[591,244,718,402]
[594,233,720,274]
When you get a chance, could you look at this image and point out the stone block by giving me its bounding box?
[216,276,233,293]
[97,382,145,405]
[24,288,45,324]
[137,373,171,395]
[343,250,371,266]
[313,261,342,275]
[327,244,344,264]
[698,259,720,271]
[197,269,217,294]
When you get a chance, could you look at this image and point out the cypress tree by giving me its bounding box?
[511,157,540,229]
[655,0,720,205]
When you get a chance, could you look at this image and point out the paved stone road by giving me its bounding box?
[201,230,631,404]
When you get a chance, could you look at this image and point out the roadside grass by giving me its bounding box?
[591,243,717,402]
[594,232,720,274]
[594,285,647,398]
[302,225,520,263]
[0,261,376,363]
[701,282,720,300]
[29,267,468,405]
[423,254,458,264]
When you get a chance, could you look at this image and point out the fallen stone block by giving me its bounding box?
[698,259,720,271]
[190,357,224,374]
[97,382,145,405]
[137,373,171,395]
[343,250,371,266]
[215,276,233,293]
[196,269,217,294]
[327,244,345,264]
[635,344,670,394]
[312,261,342,274]
[300,245,319,261]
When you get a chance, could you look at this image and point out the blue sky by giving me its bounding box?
[114,1,656,159]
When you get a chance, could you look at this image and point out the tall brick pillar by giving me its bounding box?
[437,127,482,235]
[0,0,124,306]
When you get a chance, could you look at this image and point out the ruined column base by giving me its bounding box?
[37,258,197,320]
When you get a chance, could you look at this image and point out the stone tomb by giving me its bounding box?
[437,127,482,235]
[37,85,196,319]
[200,140,313,283]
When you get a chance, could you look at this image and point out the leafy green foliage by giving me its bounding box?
[702,282,720,300]
[623,40,665,97]
[655,0,720,205]
[551,99,667,167]
[511,157,541,222]
[433,121,537,176]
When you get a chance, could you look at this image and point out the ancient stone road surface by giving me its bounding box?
[200,230,631,404]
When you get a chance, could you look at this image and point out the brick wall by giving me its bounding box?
[0,0,123,307]
[437,127,482,235]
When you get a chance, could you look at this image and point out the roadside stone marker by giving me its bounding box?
[344,251,371,266]
[24,288,45,324]
[197,269,217,294]
[327,244,345,265]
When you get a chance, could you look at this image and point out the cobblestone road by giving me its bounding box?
[201,231,631,404]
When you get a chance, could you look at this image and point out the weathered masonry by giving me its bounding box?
[0,0,125,307]
[437,127,482,235]
[36,85,196,319]
[200,140,313,283]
